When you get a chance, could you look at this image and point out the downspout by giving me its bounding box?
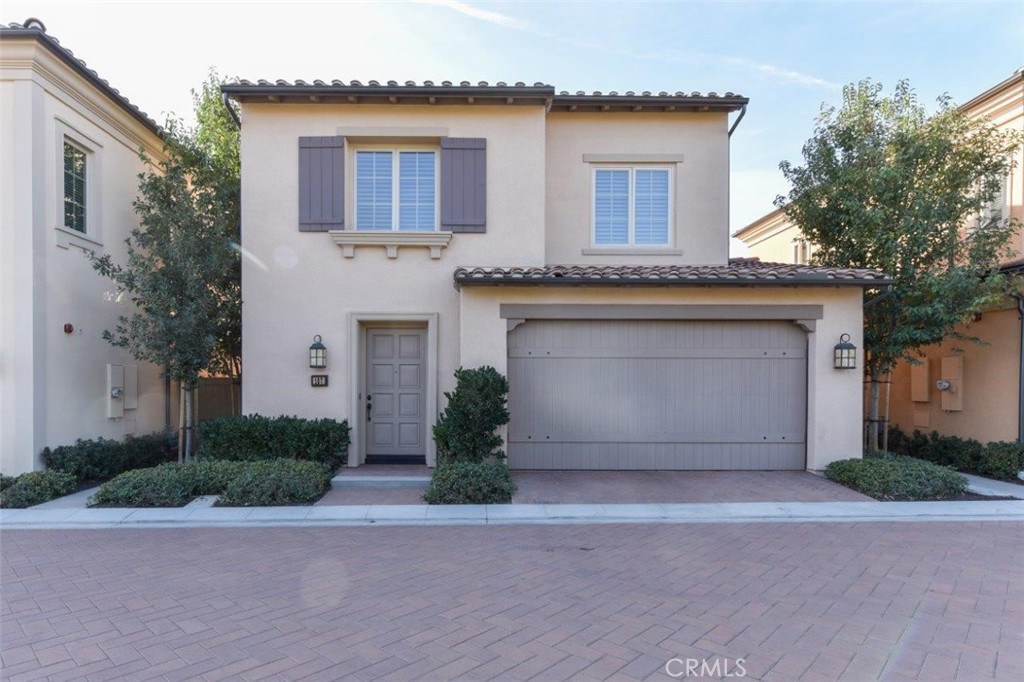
[1016,293,1024,442]
[728,104,747,137]
[222,92,241,129]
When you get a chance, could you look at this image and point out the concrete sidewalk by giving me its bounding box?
[3,498,1024,529]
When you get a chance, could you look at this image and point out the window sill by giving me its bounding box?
[581,247,682,256]
[55,225,102,251]
[330,230,453,259]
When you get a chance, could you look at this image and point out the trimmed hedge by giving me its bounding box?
[977,442,1024,481]
[88,459,330,507]
[887,426,1024,481]
[825,455,968,500]
[197,415,349,469]
[0,474,18,492]
[217,460,330,507]
[424,460,516,504]
[0,471,78,509]
[433,366,510,463]
[44,434,174,483]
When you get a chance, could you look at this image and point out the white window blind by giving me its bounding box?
[356,149,437,231]
[593,167,670,246]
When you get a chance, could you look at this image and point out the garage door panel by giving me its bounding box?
[508,320,806,470]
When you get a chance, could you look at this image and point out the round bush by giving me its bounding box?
[0,471,78,509]
[825,456,967,500]
[424,460,517,505]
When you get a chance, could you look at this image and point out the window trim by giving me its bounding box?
[54,120,102,250]
[590,165,674,248]
[352,145,440,232]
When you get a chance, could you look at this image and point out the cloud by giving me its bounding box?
[720,56,839,90]
[415,0,527,29]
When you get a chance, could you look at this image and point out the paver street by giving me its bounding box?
[2,521,1022,681]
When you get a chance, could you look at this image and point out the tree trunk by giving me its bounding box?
[183,386,194,462]
[867,368,882,453]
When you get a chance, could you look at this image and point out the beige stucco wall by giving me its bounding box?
[545,112,731,266]
[887,301,1019,443]
[1,40,168,474]
[459,285,865,471]
[238,103,547,443]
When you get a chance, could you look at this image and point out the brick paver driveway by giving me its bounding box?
[2,522,1022,681]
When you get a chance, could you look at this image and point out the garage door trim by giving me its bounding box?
[499,303,823,322]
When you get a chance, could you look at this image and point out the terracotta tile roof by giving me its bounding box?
[454,259,890,287]
[1,20,162,136]
[222,80,747,111]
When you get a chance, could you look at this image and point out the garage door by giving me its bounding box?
[507,319,806,470]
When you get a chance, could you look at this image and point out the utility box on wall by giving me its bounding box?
[106,364,139,418]
[940,356,963,412]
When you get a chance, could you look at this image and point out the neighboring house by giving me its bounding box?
[734,68,1024,444]
[1,20,173,474]
[224,79,888,472]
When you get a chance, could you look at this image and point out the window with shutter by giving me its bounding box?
[354,149,438,231]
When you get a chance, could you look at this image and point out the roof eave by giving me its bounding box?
[454,277,892,289]
[0,27,163,138]
[222,84,556,106]
[550,95,748,113]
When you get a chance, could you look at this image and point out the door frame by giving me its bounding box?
[348,313,438,467]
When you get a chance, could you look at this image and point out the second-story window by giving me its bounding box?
[63,140,88,233]
[593,167,671,246]
[355,149,437,231]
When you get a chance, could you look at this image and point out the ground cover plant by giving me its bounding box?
[825,454,968,500]
[0,471,78,509]
[88,459,330,507]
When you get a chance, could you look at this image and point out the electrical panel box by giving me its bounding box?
[107,364,125,419]
[940,356,964,412]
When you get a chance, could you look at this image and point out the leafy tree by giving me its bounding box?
[90,72,240,460]
[777,79,1022,451]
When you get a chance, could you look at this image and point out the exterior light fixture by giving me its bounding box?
[309,335,327,368]
[833,333,856,370]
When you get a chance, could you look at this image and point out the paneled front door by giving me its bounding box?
[365,328,427,459]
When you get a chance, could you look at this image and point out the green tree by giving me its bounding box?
[777,79,1021,451]
[90,72,240,460]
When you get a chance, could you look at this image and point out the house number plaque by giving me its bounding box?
[311,375,329,387]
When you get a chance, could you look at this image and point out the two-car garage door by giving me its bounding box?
[507,319,807,470]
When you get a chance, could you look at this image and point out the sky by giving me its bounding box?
[3,0,1022,251]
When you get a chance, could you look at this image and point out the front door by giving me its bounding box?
[365,328,427,460]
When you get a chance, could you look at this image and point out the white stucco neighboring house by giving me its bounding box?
[1,20,172,474]
[224,80,890,472]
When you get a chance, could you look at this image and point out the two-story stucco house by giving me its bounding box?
[1,20,174,474]
[224,79,888,472]
[735,69,1024,445]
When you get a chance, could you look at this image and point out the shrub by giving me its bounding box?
[976,442,1024,481]
[825,456,967,500]
[217,460,330,507]
[88,463,196,507]
[0,471,78,509]
[424,460,516,504]
[887,426,1024,481]
[197,415,349,469]
[433,366,510,463]
[0,474,18,492]
[44,434,174,483]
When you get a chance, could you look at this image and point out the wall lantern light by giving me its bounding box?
[833,333,857,370]
[309,335,327,368]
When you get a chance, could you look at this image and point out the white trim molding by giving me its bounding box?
[330,230,453,259]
